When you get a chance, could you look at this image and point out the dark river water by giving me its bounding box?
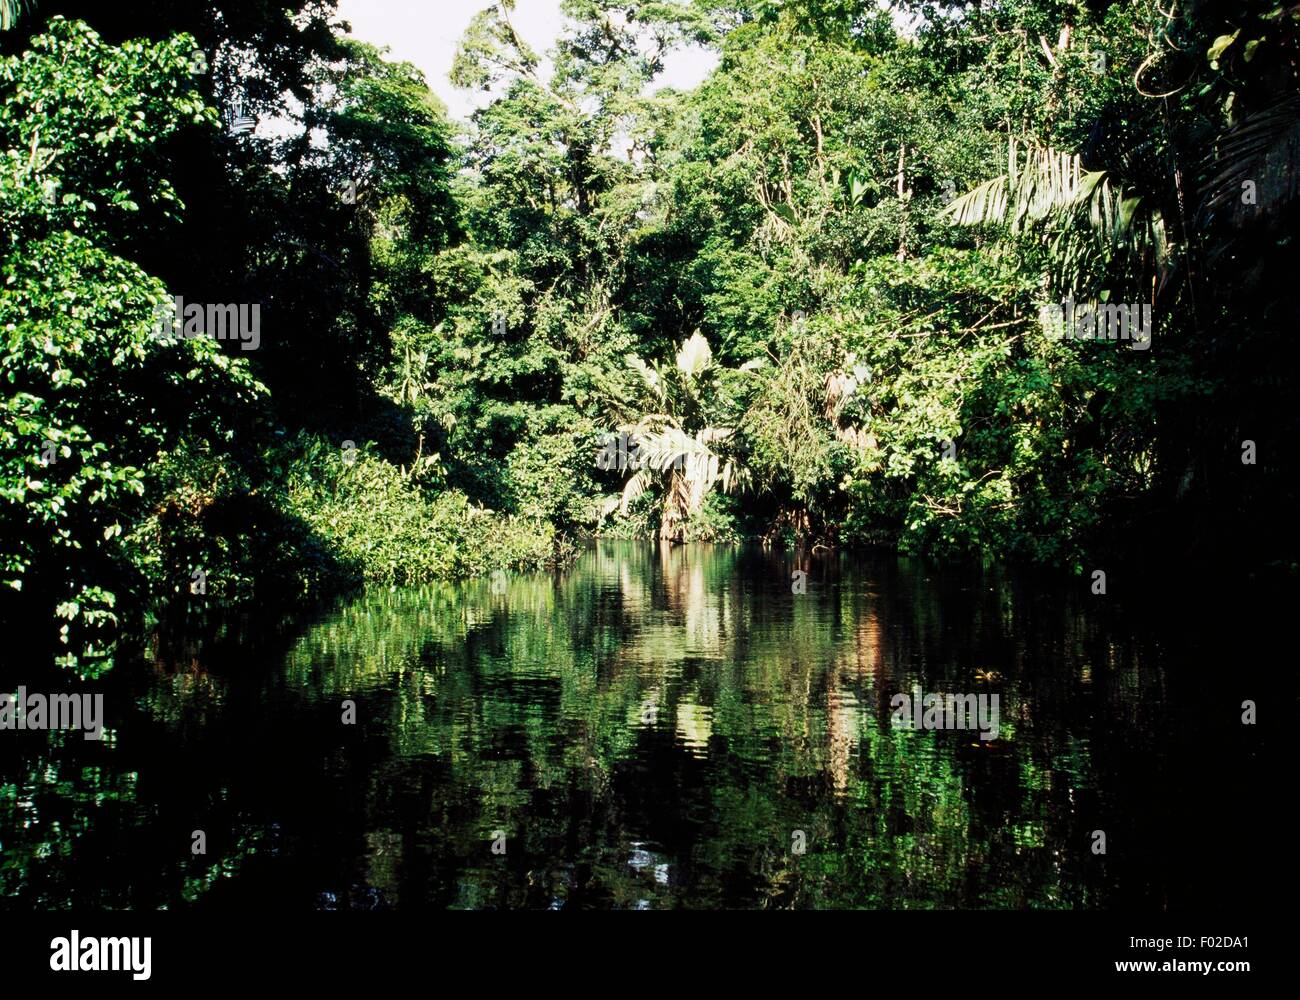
[0,541,1269,910]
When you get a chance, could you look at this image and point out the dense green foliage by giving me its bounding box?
[2,1,1297,672]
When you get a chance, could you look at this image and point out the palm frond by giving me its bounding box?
[675,329,712,380]
[1,0,32,31]
[629,424,703,472]
[943,140,1166,291]
[617,470,652,515]
[942,176,1009,226]
[1198,94,1300,222]
[626,354,664,403]
[719,459,751,495]
[942,145,1102,231]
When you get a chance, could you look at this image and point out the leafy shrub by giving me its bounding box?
[282,435,567,584]
[681,491,743,544]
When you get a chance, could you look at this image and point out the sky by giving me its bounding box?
[334,0,720,121]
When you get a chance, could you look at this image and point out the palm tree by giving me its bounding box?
[941,138,1168,294]
[596,330,752,541]
[944,102,1300,298]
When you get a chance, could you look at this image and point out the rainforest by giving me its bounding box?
[0,0,1285,931]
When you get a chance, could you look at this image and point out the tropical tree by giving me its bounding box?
[940,138,1169,298]
[0,18,264,669]
[596,331,752,541]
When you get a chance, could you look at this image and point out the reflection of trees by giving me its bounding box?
[263,541,1108,908]
[0,740,265,908]
[3,540,1134,909]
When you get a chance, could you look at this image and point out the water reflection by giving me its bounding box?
[0,541,1271,910]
